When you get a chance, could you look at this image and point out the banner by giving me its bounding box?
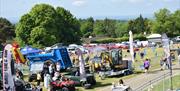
[129,31,134,62]
[76,48,86,81]
[161,33,171,69]
[2,44,15,91]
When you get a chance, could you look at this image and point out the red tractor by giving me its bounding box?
[50,79,76,91]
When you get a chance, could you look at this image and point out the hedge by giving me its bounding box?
[90,35,147,43]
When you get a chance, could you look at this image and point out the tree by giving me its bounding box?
[171,10,180,36]
[152,8,180,37]
[80,17,94,37]
[127,14,150,34]
[93,18,116,37]
[56,7,81,44]
[115,22,128,37]
[0,17,15,44]
[16,4,81,48]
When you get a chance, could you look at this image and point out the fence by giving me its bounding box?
[134,71,171,91]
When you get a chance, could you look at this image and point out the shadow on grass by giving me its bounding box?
[92,82,112,88]
[133,70,144,74]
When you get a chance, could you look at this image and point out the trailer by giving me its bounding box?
[26,47,72,81]
[27,47,72,70]
[95,49,133,79]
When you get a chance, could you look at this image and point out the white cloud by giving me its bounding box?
[128,0,144,3]
[72,0,86,7]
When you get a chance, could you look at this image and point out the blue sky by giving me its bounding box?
[0,0,180,22]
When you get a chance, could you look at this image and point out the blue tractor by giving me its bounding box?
[26,47,72,82]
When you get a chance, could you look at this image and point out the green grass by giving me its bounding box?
[76,47,169,91]
[145,74,180,91]
[23,47,179,91]
[76,73,138,91]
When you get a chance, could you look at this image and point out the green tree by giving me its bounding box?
[80,17,94,37]
[171,10,180,36]
[127,15,149,34]
[115,22,128,37]
[0,17,15,44]
[152,8,179,37]
[16,4,81,48]
[56,7,81,44]
[93,18,116,37]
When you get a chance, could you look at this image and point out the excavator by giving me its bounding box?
[90,49,132,79]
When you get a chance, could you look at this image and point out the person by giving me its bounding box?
[144,59,150,73]
[56,62,61,72]
[160,58,164,70]
[37,72,41,86]
[52,71,60,81]
[140,52,144,59]
[111,82,116,90]
[134,52,136,59]
[44,73,50,90]
[118,79,124,86]
[178,54,180,65]
[49,64,53,75]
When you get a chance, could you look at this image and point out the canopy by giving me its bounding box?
[89,46,107,53]
[20,46,42,55]
[147,34,161,39]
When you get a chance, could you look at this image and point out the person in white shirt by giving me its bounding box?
[56,62,61,72]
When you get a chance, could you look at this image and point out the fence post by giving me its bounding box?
[163,73,165,91]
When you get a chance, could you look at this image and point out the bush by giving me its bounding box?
[90,35,147,43]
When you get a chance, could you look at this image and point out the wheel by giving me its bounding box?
[61,87,69,91]
[83,84,91,89]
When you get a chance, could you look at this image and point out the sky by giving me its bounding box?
[0,0,180,23]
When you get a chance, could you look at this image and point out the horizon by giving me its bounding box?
[0,0,179,23]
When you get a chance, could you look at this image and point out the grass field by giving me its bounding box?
[76,47,178,91]
[22,47,179,91]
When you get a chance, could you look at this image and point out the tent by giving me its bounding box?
[20,46,42,55]
[147,34,161,42]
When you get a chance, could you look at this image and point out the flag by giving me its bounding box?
[11,43,26,64]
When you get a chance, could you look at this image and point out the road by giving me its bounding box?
[97,64,180,91]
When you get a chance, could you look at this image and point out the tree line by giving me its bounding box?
[0,4,179,48]
[80,8,180,38]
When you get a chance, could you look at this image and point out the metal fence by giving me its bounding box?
[134,71,171,91]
